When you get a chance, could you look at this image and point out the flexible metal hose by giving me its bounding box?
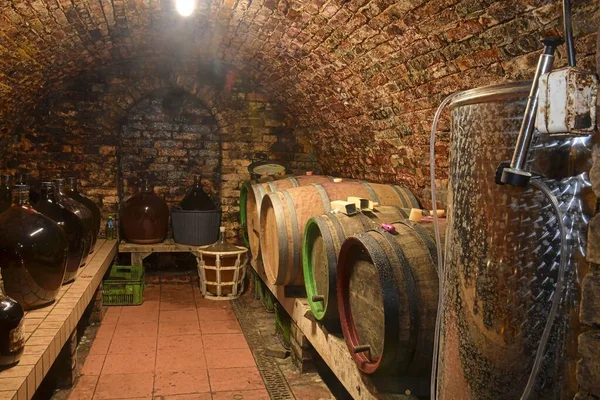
[429,92,457,399]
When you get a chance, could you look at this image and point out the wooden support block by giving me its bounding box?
[131,251,152,267]
[409,208,423,222]
[347,196,373,210]
[430,209,446,217]
[330,200,357,215]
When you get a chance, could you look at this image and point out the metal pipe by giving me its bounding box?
[563,0,576,67]
[500,38,563,187]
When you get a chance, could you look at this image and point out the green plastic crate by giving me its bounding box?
[102,265,144,306]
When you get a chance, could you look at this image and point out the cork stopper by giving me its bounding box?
[305,171,314,176]
[220,226,226,233]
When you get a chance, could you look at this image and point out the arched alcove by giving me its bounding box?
[118,89,221,207]
[2,60,320,238]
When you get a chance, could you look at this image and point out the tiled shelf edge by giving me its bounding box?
[0,240,118,400]
[250,260,411,400]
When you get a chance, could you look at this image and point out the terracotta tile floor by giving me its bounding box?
[68,284,270,400]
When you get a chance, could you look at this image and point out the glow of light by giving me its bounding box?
[30,228,43,237]
[175,0,196,16]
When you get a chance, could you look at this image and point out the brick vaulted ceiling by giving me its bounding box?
[0,0,599,196]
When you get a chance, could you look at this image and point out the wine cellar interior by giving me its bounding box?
[0,1,599,399]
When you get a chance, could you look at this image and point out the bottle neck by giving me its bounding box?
[41,183,57,201]
[67,178,78,193]
[2,175,11,188]
[16,173,27,185]
[142,179,152,193]
[55,179,66,195]
[218,228,226,244]
[12,185,30,206]
[0,273,6,300]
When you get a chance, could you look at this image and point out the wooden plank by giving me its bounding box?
[118,239,202,253]
[0,240,117,400]
[251,259,413,400]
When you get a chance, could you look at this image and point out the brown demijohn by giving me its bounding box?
[34,182,87,284]
[0,268,24,367]
[0,185,69,310]
[121,179,169,244]
[55,179,94,263]
[66,177,102,246]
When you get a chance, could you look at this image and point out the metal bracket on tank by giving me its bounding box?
[496,37,563,187]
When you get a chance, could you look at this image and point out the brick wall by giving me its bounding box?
[1,61,320,240]
[0,1,598,206]
[119,91,221,204]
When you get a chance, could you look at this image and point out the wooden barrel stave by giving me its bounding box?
[261,182,419,286]
[337,220,446,381]
[303,206,411,326]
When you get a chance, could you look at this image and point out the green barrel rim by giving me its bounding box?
[303,216,340,321]
[239,182,251,246]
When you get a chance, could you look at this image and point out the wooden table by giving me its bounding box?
[0,240,118,400]
[118,239,205,265]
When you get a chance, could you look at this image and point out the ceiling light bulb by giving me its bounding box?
[176,0,196,17]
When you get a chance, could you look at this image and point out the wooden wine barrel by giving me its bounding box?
[303,206,412,328]
[239,174,290,247]
[243,174,334,261]
[336,220,446,381]
[259,181,419,285]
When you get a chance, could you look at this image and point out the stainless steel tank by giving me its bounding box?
[437,81,594,400]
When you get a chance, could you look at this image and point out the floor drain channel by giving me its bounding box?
[232,296,295,399]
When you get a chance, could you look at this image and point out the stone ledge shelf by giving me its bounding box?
[0,240,117,400]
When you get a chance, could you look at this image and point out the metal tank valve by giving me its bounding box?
[496,37,563,187]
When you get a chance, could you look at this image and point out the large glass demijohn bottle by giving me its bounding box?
[0,269,24,367]
[34,182,86,284]
[66,177,102,244]
[0,185,69,309]
[55,179,95,260]
[180,175,216,211]
[121,179,169,244]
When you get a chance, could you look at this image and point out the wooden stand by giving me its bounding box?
[250,259,416,400]
[118,239,204,265]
